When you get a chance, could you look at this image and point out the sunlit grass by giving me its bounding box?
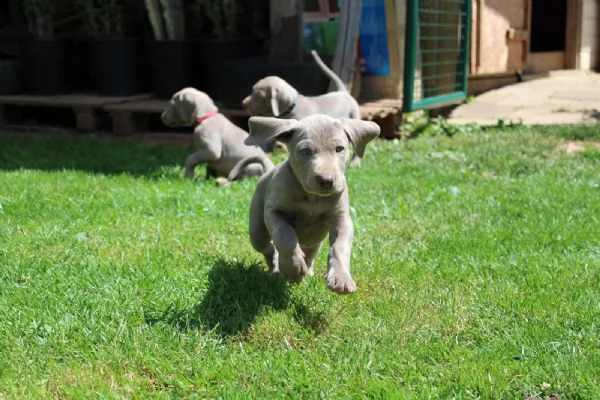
[1,125,599,398]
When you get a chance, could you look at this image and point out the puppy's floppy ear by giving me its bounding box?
[246,116,299,146]
[339,118,380,157]
[269,87,280,117]
[174,93,197,125]
[161,100,175,123]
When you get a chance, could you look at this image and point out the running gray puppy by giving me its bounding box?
[161,87,274,184]
[245,114,380,294]
[242,51,363,165]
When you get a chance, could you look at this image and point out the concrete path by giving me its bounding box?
[448,70,600,125]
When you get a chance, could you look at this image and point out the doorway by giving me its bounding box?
[527,0,568,72]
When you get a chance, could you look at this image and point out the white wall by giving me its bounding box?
[579,0,600,70]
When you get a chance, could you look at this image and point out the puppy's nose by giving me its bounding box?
[316,174,334,190]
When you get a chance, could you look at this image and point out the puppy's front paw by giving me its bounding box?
[326,269,356,294]
[279,248,308,283]
[215,177,230,186]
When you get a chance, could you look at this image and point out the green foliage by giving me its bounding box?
[198,0,243,39]
[1,125,599,398]
[145,0,186,40]
[75,0,124,37]
[399,112,530,139]
[144,0,165,40]
[183,0,268,40]
[23,0,54,39]
[399,111,482,138]
[160,0,185,40]
[493,117,524,129]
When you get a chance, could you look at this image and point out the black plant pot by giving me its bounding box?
[94,38,143,96]
[65,39,94,93]
[0,59,22,94]
[148,40,194,99]
[21,39,68,95]
[194,38,261,100]
[218,57,330,108]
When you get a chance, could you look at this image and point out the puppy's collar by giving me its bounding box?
[195,110,220,125]
[276,97,298,118]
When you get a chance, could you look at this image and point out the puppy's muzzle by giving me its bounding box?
[161,111,175,127]
[305,173,343,196]
[315,174,334,190]
[242,96,252,112]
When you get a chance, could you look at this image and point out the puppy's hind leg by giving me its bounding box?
[205,166,218,180]
[236,164,265,180]
[184,149,219,179]
[348,105,363,167]
[184,151,204,178]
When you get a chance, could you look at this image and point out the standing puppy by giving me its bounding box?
[245,114,380,294]
[161,87,274,183]
[242,51,364,166]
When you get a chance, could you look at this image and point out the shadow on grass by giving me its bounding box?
[147,259,329,338]
[0,132,191,177]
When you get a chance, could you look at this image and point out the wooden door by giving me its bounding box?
[470,0,530,75]
[527,0,568,72]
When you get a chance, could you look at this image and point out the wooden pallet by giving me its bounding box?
[103,99,249,136]
[359,98,403,138]
[0,94,152,131]
[360,98,403,120]
[0,93,403,139]
[104,97,403,137]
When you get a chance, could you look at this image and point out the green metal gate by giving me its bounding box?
[402,0,471,112]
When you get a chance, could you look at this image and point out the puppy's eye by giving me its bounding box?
[298,147,312,156]
[335,146,345,153]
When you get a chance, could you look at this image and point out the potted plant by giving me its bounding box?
[76,0,143,96]
[194,0,264,101]
[0,53,22,95]
[216,0,331,108]
[144,0,191,99]
[21,0,67,94]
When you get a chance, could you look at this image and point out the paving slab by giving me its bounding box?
[448,70,600,125]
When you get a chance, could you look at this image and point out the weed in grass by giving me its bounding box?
[399,112,482,139]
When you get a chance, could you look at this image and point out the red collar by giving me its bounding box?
[195,110,220,125]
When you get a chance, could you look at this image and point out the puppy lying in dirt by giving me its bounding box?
[242,50,364,166]
[161,87,274,184]
[245,114,380,294]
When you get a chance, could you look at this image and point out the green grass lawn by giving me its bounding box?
[1,125,599,399]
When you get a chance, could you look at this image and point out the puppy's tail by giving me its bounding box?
[227,155,274,182]
[310,50,347,92]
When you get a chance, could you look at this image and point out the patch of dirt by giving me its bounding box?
[557,141,600,154]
